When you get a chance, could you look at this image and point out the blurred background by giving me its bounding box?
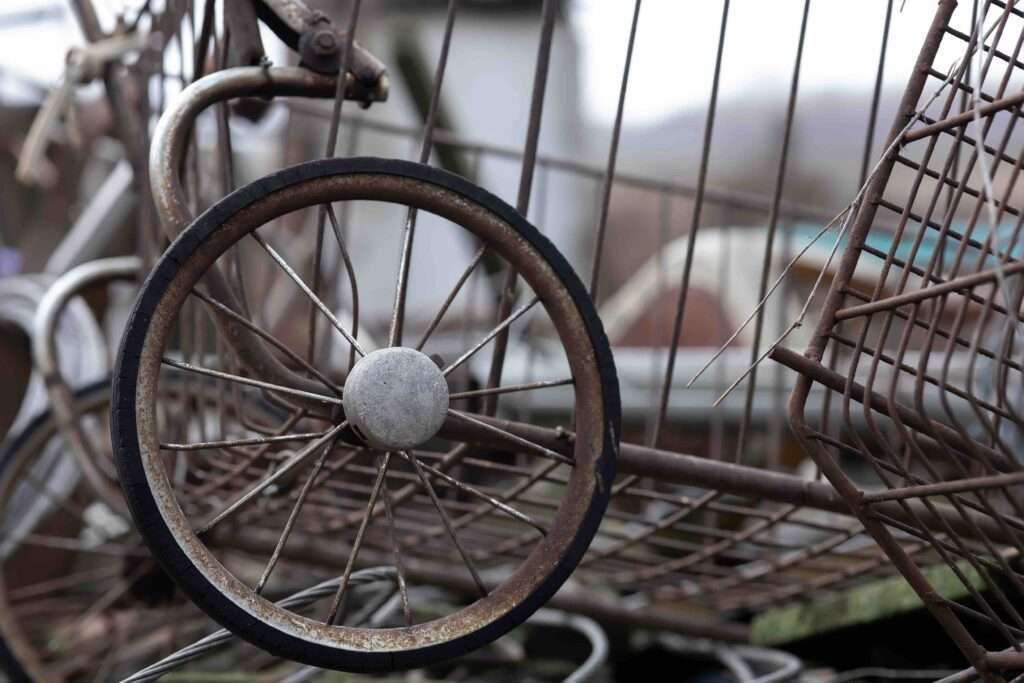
[0,0,941,453]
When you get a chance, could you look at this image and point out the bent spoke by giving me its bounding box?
[197,423,347,535]
[251,231,366,357]
[325,204,361,370]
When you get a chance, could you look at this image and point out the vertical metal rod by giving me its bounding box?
[859,0,894,186]
[650,0,731,450]
[308,0,363,364]
[481,0,559,416]
[389,0,460,347]
[588,0,642,304]
[734,0,811,464]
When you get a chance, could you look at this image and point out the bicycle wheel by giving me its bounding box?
[113,157,619,671]
[0,380,216,681]
[0,379,333,681]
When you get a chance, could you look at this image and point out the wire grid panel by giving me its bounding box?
[786,0,1024,677]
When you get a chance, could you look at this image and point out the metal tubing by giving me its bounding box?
[903,88,1024,142]
[150,66,382,242]
[772,346,1014,472]
[33,256,142,513]
[834,259,1024,321]
[44,161,136,275]
[440,411,1020,545]
[149,66,383,405]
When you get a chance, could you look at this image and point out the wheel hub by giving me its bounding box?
[342,347,449,450]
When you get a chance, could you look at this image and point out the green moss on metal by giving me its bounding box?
[750,562,984,646]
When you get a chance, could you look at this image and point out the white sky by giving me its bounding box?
[571,0,940,126]
[1,1,947,123]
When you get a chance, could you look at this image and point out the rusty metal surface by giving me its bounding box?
[32,257,142,513]
[127,7,947,657]
[132,168,614,656]
[786,0,1024,678]
[22,0,1024,676]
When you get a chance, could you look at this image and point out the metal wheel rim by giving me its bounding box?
[126,161,617,657]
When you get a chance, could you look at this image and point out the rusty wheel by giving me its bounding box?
[0,379,299,682]
[113,158,619,671]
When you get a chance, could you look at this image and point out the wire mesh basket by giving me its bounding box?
[778,1,1024,678]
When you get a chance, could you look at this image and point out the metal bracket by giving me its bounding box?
[255,0,388,91]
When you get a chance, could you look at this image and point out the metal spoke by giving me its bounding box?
[416,245,487,350]
[379,459,412,625]
[449,377,573,401]
[251,231,366,357]
[394,450,547,535]
[442,296,539,376]
[388,0,459,348]
[325,203,360,371]
[197,423,347,535]
[256,436,354,594]
[21,535,147,557]
[307,0,363,366]
[192,409,307,498]
[388,208,418,347]
[446,409,573,466]
[325,451,392,625]
[161,357,342,406]
[404,449,488,596]
[307,210,329,366]
[161,430,330,452]
[8,564,122,603]
[192,288,342,396]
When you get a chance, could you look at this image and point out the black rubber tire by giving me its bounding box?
[112,157,620,672]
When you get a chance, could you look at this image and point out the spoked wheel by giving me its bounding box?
[0,380,311,682]
[113,158,619,671]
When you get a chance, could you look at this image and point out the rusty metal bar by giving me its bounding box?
[772,346,1015,472]
[904,88,1024,142]
[441,411,1022,544]
[834,259,1024,321]
[287,102,840,225]
[862,471,1024,504]
[33,257,142,515]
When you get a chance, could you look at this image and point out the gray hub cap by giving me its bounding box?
[342,347,450,450]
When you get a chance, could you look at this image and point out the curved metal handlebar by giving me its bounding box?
[150,66,385,408]
[33,256,142,513]
[151,66,385,239]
